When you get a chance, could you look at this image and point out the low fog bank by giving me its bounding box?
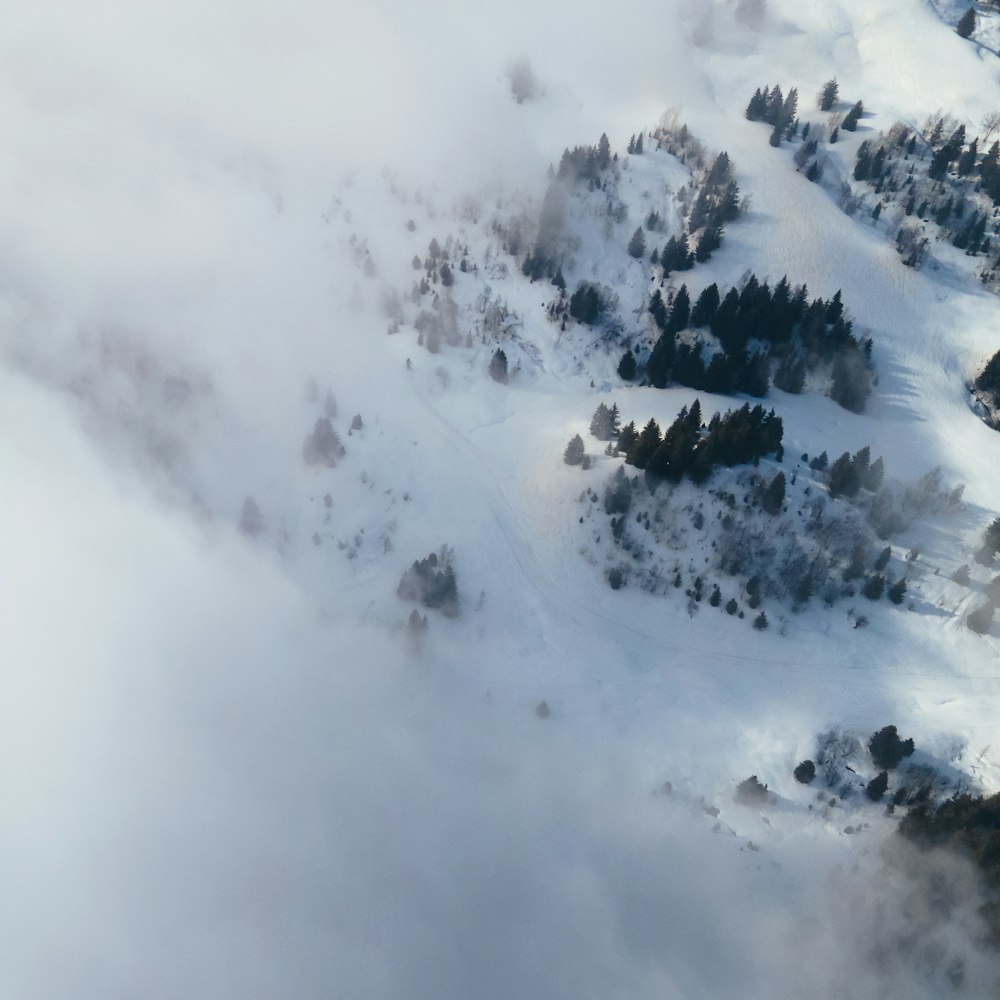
[2,373,997,998]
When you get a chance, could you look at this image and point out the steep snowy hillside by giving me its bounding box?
[3,1,1000,998]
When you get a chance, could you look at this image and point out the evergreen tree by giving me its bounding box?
[957,7,976,38]
[866,771,889,802]
[830,351,872,413]
[958,138,979,177]
[828,451,861,498]
[753,611,769,630]
[794,760,816,784]
[818,78,839,112]
[569,283,603,325]
[706,151,733,189]
[627,419,663,469]
[618,349,637,381]
[842,101,864,132]
[774,353,806,393]
[627,226,647,259]
[597,132,611,170]
[869,725,915,769]
[695,222,723,262]
[863,573,885,600]
[864,456,885,492]
[975,348,1000,398]
[563,434,586,466]
[604,466,632,515]
[616,421,638,457]
[761,472,786,515]
[691,283,721,328]
[302,417,345,467]
[888,578,907,605]
[646,330,676,388]
[589,402,620,440]
[489,348,509,383]
[667,284,691,333]
[745,87,767,122]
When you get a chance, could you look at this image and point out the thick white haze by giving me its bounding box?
[2,1,1000,996]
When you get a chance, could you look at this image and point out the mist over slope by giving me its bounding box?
[3,1,1000,997]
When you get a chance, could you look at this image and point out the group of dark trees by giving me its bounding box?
[745,84,800,146]
[851,117,1000,270]
[640,274,874,412]
[826,445,885,499]
[746,80,864,147]
[975,347,1000,412]
[899,790,1000,945]
[589,402,621,440]
[616,399,783,485]
[397,547,459,617]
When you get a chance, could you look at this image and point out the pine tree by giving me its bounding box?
[745,88,767,122]
[489,348,509,383]
[842,101,864,132]
[957,7,976,38]
[627,419,663,470]
[667,284,691,333]
[691,283,721,328]
[589,402,620,440]
[869,725,915,769]
[794,760,816,783]
[975,348,1000,398]
[888,578,907,605]
[627,226,647,259]
[695,222,723,262]
[563,434,586,466]
[828,451,861,498]
[616,421,638,457]
[597,132,611,169]
[818,78,839,112]
[618,349,637,381]
[761,472,786,515]
[866,771,889,801]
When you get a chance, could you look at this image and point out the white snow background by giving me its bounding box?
[3,1,1000,996]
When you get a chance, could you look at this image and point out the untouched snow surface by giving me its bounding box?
[3,1,1000,997]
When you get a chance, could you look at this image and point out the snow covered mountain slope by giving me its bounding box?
[3,1,1000,997]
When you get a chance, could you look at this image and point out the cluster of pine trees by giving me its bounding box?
[615,400,783,484]
[397,548,459,617]
[852,118,1000,266]
[640,274,873,412]
[745,84,800,146]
